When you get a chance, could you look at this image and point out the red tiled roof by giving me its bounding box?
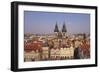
[80,43,90,55]
[24,41,43,52]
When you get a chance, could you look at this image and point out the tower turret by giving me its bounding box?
[62,22,67,37]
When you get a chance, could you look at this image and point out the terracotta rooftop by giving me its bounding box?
[24,41,43,52]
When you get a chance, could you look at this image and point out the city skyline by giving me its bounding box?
[24,11,90,34]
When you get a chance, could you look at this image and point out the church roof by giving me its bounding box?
[62,22,67,32]
[54,22,59,32]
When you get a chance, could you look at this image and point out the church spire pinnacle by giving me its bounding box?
[54,22,59,32]
[62,22,67,32]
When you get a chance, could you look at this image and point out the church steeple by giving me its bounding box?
[54,22,59,32]
[62,22,67,32]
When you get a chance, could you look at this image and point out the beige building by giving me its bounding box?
[24,50,41,62]
[42,47,49,60]
[50,47,75,59]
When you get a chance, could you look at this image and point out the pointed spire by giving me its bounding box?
[54,22,59,32]
[62,22,67,32]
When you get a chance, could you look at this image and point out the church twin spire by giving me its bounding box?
[54,22,67,33]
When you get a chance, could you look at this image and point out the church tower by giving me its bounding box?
[62,22,67,38]
[54,22,59,37]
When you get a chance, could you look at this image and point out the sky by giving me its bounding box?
[24,11,90,34]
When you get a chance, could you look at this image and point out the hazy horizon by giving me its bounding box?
[24,11,90,35]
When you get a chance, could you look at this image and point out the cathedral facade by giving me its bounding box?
[54,22,67,39]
